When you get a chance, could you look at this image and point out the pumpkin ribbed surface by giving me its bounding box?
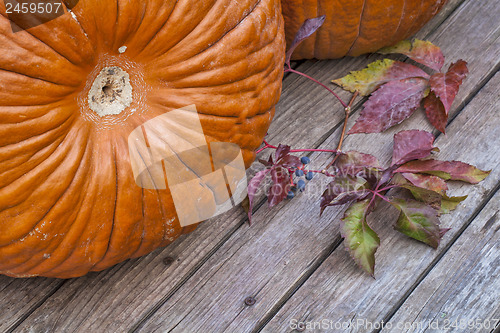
[282,0,447,59]
[0,0,285,278]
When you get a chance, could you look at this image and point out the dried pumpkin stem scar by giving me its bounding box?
[88,66,133,117]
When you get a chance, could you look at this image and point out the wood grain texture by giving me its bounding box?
[0,277,63,332]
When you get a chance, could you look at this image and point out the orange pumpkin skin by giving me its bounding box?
[0,0,285,278]
[282,0,447,59]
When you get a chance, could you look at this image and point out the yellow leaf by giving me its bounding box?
[332,59,397,96]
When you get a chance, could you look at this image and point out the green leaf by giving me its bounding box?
[341,200,380,276]
[390,199,444,249]
[332,59,429,96]
[440,195,467,215]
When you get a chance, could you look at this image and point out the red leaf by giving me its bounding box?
[429,60,468,114]
[334,151,382,176]
[392,130,437,166]
[278,155,302,169]
[395,159,490,184]
[392,173,442,210]
[320,176,371,214]
[247,169,271,224]
[258,158,273,167]
[401,173,448,195]
[268,166,290,207]
[285,16,326,65]
[274,144,291,161]
[349,78,429,134]
[378,39,445,72]
[423,92,448,133]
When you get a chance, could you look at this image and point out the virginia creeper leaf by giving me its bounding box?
[423,91,448,133]
[247,169,271,224]
[440,195,467,215]
[320,176,371,214]
[391,174,442,209]
[341,199,380,276]
[278,154,302,169]
[401,173,448,195]
[268,166,290,207]
[378,39,445,72]
[392,130,437,166]
[395,160,490,184]
[258,158,273,167]
[349,78,429,134]
[285,16,326,64]
[275,144,291,162]
[429,60,468,113]
[391,199,444,249]
[406,186,443,210]
[332,59,430,96]
[334,151,381,175]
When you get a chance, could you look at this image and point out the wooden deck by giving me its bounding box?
[1,0,499,332]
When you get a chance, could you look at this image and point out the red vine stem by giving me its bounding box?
[336,91,359,152]
[323,91,359,171]
[290,148,337,153]
[256,140,338,155]
[378,185,398,192]
[284,68,348,108]
[371,191,392,204]
[255,142,276,154]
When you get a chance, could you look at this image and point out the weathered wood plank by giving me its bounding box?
[133,1,500,332]
[381,189,500,333]
[262,70,500,333]
[0,277,63,332]
[0,0,468,331]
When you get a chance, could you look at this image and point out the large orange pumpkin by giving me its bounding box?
[0,0,285,278]
[282,0,447,59]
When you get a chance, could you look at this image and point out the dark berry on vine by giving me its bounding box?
[295,169,304,177]
[297,179,306,191]
[306,171,314,180]
[301,156,310,164]
[287,191,295,199]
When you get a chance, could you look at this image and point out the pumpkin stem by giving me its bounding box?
[88,66,133,117]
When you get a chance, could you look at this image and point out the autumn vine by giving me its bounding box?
[247,16,489,276]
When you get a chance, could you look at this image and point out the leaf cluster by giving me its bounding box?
[334,39,468,134]
[321,130,488,275]
[247,17,489,277]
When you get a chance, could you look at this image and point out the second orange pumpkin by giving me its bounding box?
[282,0,447,59]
